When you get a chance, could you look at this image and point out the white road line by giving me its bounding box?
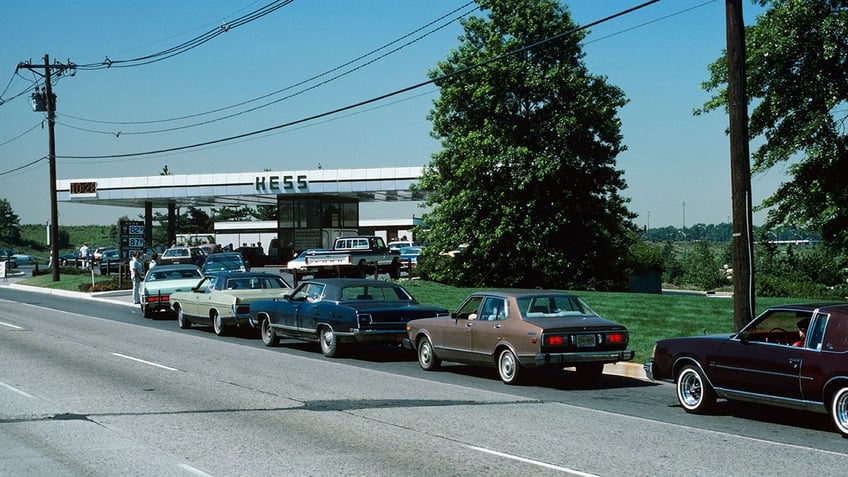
[466,444,600,476]
[177,463,215,477]
[0,320,23,330]
[0,380,35,398]
[112,353,178,371]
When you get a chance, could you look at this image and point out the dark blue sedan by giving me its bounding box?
[251,278,449,357]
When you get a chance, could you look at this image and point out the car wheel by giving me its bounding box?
[319,327,338,357]
[830,386,848,437]
[575,362,604,381]
[176,306,191,329]
[676,365,716,413]
[497,348,522,385]
[261,316,280,347]
[417,337,440,371]
[212,310,227,336]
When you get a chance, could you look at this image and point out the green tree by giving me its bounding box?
[0,198,22,244]
[698,0,848,248]
[416,0,636,289]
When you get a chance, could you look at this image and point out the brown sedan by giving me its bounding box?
[405,290,634,384]
[644,302,848,437]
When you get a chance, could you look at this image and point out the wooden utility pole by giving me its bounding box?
[17,55,74,282]
[725,0,755,329]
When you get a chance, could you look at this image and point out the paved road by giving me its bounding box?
[1,277,846,476]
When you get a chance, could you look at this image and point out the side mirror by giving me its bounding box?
[738,331,750,343]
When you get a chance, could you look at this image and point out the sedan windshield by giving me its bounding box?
[518,295,598,318]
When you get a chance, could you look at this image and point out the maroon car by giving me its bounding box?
[405,290,634,384]
[644,302,848,437]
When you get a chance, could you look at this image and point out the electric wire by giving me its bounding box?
[56,0,662,161]
[55,1,478,133]
[0,0,292,108]
[72,0,295,70]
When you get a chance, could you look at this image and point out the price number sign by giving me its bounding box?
[120,220,146,260]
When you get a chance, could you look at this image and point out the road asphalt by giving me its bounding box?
[0,267,651,382]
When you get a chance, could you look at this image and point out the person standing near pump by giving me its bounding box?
[130,251,144,304]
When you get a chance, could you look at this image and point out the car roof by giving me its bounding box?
[149,264,200,272]
[298,278,401,287]
[468,289,579,299]
[206,271,282,279]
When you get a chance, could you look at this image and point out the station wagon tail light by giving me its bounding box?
[606,332,627,344]
[233,305,250,315]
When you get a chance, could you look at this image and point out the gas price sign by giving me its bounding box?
[120,220,146,260]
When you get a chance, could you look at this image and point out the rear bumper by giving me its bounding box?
[339,328,408,345]
[529,349,634,367]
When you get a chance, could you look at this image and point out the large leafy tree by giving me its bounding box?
[417,0,636,289]
[698,0,848,247]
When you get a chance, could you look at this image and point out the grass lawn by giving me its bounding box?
[19,272,124,292]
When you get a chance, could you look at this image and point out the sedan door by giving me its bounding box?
[709,339,804,401]
[470,297,507,364]
[437,296,483,362]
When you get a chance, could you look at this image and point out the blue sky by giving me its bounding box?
[0,0,770,228]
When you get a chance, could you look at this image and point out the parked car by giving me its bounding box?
[253,278,450,357]
[388,240,415,251]
[286,249,331,272]
[405,290,634,384]
[644,302,848,437]
[158,246,205,267]
[59,252,81,267]
[198,243,222,256]
[0,249,17,269]
[140,264,203,318]
[170,271,292,336]
[398,246,422,272]
[99,248,123,274]
[236,246,269,267]
[12,254,36,265]
[201,252,249,274]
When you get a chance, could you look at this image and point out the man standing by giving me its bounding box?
[79,242,90,270]
[130,251,144,304]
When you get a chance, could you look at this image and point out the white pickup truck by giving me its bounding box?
[304,236,402,278]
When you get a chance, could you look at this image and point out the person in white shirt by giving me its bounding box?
[130,251,144,304]
[79,242,90,270]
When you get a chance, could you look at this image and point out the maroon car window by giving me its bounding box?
[741,309,813,346]
[808,312,829,350]
[822,313,848,352]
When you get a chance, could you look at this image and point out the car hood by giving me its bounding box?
[522,314,627,331]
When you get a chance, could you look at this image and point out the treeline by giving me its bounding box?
[642,223,821,243]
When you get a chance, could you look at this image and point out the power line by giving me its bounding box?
[57,0,663,161]
[55,1,479,134]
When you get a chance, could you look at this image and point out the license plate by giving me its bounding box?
[576,335,596,348]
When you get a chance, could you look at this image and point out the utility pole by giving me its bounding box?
[725,1,755,329]
[17,54,76,282]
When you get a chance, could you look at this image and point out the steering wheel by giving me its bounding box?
[768,327,789,344]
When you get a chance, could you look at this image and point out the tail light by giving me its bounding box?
[607,332,627,344]
[544,335,565,346]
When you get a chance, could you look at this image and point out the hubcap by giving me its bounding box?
[681,372,702,406]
